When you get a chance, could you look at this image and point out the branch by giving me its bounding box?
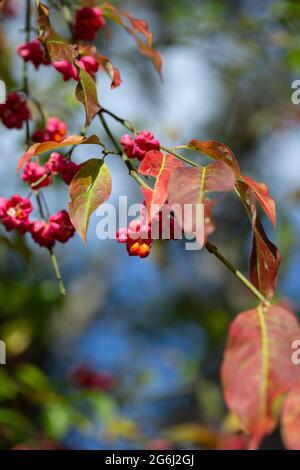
[205,241,270,306]
[22,0,66,296]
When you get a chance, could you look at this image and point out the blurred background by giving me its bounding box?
[0,0,299,450]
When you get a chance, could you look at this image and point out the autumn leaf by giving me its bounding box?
[96,55,122,89]
[75,68,101,127]
[236,181,280,300]
[281,379,300,449]
[188,139,276,225]
[68,158,112,241]
[78,45,122,89]
[240,175,276,227]
[36,3,78,62]
[221,304,300,449]
[18,135,101,172]
[187,139,240,174]
[138,150,183,219]
[167,161,235,244]
[101,2,163,76]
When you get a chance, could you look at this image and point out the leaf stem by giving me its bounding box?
[205,241,270,306]
[101,107,199,167]
[98,112,151,190]
[160,144,199,167]
[49,249,66,296]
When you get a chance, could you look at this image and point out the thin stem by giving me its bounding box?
[160,144,199,167]
[122,154,152,190]
[49,249,66,296]
[98,112,151,190]
[22,0,66,295]
[205,241,270,306]
[101,107,199,167]
[98,111,122,152]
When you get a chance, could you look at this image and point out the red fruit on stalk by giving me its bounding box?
[77,55,99,77]
[17,38,50,69]
[29,210,75,248]
[29,220,56,248]
[46,153,80,185]
[120,130,160,161]
[49,210,75,243]
[32,117,68,143]
[0,195,32,233]
[0,93,31,129]
[53,60,79,81]
[22,162,52,189]
[74,7,106,41]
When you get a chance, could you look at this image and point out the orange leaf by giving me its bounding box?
[101,2,163,76]
[18,135,100,172]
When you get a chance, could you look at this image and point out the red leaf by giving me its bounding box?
[18,135,100,172]
[188,139,276,225]
[138,150,183,218]
[240,175,276,227]
[221,305,300,449]
[236,182,280,300]
[101,2,163,76]
[250,218,281,300]
[167,161,235,243]
[79,46,122,89]
[187,139,240,174]
[281,379,300,449]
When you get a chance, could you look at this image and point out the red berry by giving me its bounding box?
[32,117,67,143]
[49,210,75,243]
[29,220,56,248]
[77,55,99,76]
[53,60,79,81]
[17,38,50,69]
[22,162,52,189]
[0,93,31,129]
[74,7,106,41]
[0,195,32,233]
[120,130,160,161]
[116,227,128,243]
[46,153,80,185]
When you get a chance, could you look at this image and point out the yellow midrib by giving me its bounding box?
[257,304,269,420]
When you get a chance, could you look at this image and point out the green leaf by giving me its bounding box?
[68,159,112,242]
[75,68,101,127]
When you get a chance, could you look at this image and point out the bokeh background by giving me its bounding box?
[0,0,299,450]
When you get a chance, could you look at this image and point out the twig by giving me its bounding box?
[22,0,66,295]
[205,241,270,306]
